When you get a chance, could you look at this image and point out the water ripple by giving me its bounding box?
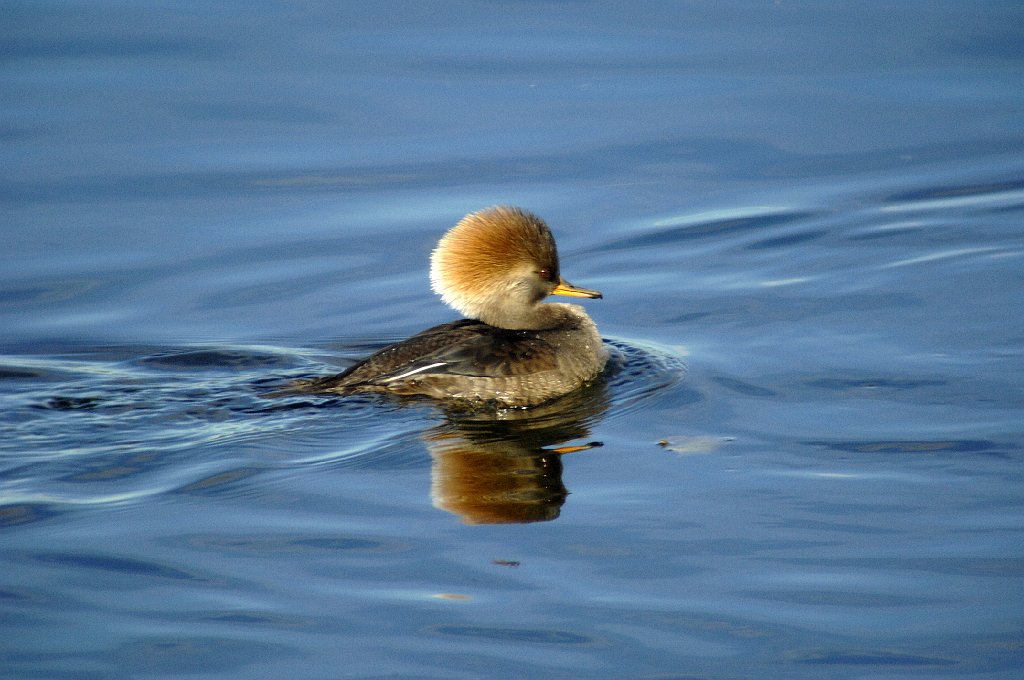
[603,338,692,416]
[601,208,817,250]
[0,337,689,517]
[881,178,1024,212]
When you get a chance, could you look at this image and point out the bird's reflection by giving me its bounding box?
[425,378,610,524]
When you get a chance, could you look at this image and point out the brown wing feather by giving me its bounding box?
[307,319,559,391]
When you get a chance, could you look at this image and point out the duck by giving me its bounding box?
[297,206,607,408]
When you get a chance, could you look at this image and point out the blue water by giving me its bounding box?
[3,2,1024,678]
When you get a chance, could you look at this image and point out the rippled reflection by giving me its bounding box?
[425,379,610,524]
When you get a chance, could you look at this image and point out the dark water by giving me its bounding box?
[3,2,1024,678]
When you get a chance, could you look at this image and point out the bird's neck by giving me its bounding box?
[478,301,579,331]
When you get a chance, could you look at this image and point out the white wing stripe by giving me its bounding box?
[382,362,447,382]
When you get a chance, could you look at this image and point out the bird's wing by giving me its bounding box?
[314,319,559,390]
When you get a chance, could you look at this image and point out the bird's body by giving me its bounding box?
[302,206,607,408]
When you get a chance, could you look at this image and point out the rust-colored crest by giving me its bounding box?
[430,206,559,313]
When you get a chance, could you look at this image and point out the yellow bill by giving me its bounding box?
[552,279,603,299]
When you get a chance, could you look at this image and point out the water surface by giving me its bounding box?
[3,2,1023,678]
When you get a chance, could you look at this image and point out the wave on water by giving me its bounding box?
[0,335,690,525]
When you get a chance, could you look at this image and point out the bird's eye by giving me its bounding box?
[538,268,552,281]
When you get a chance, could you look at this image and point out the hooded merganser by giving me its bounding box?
[301,206,607,407]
